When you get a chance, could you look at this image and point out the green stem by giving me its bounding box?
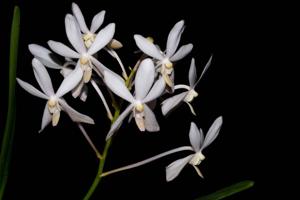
[0,6,20,200]
[83,109,120,200]
[83,58,138,199]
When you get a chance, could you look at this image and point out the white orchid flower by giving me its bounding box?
[166,116,223,181]
[72,3,122,50]
[28,43,89,101]
[104,58,166,139]
[161,56,212,116]
[134,20,193,88]
[17,58,94,132]
[72,2,106,48]
[48,14,115,84]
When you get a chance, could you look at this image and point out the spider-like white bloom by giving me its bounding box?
[72,3,122,49]
[72,2,105,48]
[104,58,166,139]
[161,56,212,116]
[28,44,90,101]
[166,116,223,181]
[48,14,115,83]
[134,20,193,88]
[17,58,94,132]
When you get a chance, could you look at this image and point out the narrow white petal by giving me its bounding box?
[56,63,83,97]
[134,34,164,60]
[90,56,122,80]
[188,58,197,86]
[28,44,62,69]
[170,43,193,62]
[103,70,134,103]
[144,104,160,132]
[17,78,48,99]
[186,102,196,116]
[32,58,55,96]
[143,77,166,103]
[88,23,115,55]
[135,58,155,100]
[202,116,223,150]
[90,10,105,33]
[192,165,204,178]
[166,155,193,182]
[59,99,94,124]
[89,56,109,76]
[194,55,213,88]
[39,103,51,133]
[161,91,188,116]
[189,122,202,152]
[106,104,134,140]
[72,3,89,33]
[65,14,86,54]
[199,128,204,148]
[166,20,185,57]
[48,40,80,58]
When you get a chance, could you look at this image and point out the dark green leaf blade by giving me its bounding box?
[0,6,20,199]
[196,180,254,200]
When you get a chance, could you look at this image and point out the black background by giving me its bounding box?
[0,0,281,199]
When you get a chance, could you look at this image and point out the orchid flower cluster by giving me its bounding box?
[17,2,223,197]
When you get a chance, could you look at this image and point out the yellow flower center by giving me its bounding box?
[83,32,95,48]
[189,152,205,166]
[185,90,198,102]
[80,56,89,65]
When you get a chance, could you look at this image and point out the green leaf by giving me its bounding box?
[196,180,254,200]
[0,6,20,199]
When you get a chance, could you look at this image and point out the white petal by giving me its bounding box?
[106,104,134,140]
[144,104,160,132]
[143,77,165,103]
[65,14,86,54]
[56,63,83,97]
[189,122,202,152]
[166,20,185,57]
[135,58,155,100]
[17,78,48,99]
[186,102,196,116]
[188,58,197,86]
[28,44,62,69]
[134,35,164,60]
[202,116,223,150]
[103,70,134,103]
[32,58,55,96]
[192,165,204,178]
[89,56,108,76]
[90,11,105,33]
[48,40,80,58]
[166,155,193,182]
[88,23,115,55]
[72,3,89,33]
[170,43,193,62]
[194,55,213,88]
[59,99,94,124]
[161,91,188,116]
[39,103,51,133]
